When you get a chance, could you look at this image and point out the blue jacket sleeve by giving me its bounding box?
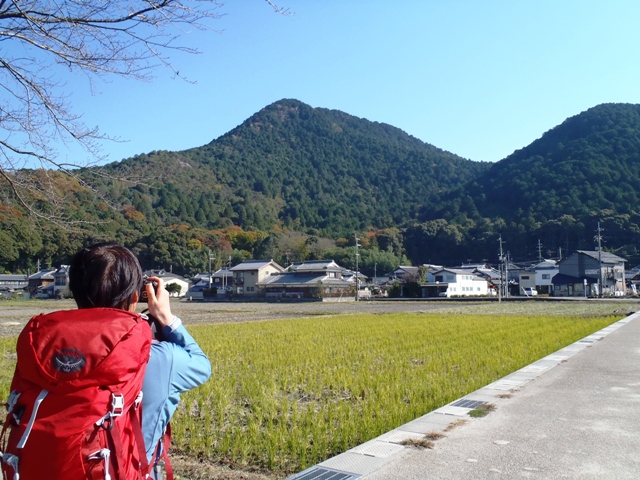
[142,317,211,461]
[161,318,212,391]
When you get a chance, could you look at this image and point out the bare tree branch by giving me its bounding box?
[263,0,292,16]
[0,0,289,221]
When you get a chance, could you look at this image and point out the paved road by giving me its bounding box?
[297,311,640,480]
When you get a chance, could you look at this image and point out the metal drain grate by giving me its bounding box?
[287,466,361,480]
[451,399,487,409]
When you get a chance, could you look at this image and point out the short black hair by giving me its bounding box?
[69,243,143,310]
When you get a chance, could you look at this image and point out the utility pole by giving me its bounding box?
[208,250,215,290]
[505,251,509,299]
[537,239,543,263]
[596,222,604,297]
[355,234,361,302]
[223,255,231,290]
[498,235,505,302]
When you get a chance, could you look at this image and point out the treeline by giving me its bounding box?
[1,208,410,278]
[403,209,640,266]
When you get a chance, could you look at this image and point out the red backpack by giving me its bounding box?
[0,308,152,480]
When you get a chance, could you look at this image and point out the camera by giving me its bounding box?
[139,275,158,303]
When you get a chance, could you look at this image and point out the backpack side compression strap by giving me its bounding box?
[150,422,174,480]
[16,389,48,449]
[162,423,174,480]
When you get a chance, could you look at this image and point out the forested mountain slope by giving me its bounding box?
[3,100,640,274]
[470,103,640,221]
[409,103,640,265]
[105,99,489,236]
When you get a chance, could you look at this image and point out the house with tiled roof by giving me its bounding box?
[0,274,28,296]
[27,269,56,298]
[384,266,421,283]
[230,259,285,297]
[260,259,353,299]
[552,250,626,297]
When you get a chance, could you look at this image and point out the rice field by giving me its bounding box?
[170,311,621,476]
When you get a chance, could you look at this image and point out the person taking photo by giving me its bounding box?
[1,242,211,480]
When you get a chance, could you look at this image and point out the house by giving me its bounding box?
[382,265,443,286]
[0,274,28,297]
[504,261,527,297]
[552,250,626,297]
[379,265,442,297]
[626,266,640,295]
[424,268,488,297]
[624,265,640,296]
[187,268,233,300]
[28,269,56,298]
[384,266,421,284]
[211,267,233,290]
[53,265,70,298]
[0,274,28,291]
[230,259,286,297]
[519,259,559,295]
[192,268,234,288]
[143,269,191,297]
[341,268,369,287]
[456,264,500,296]
[261,260,353,299]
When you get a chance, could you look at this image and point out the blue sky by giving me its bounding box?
[60,0,640,165]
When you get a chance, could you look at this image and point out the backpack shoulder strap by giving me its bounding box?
[129,398,150,477]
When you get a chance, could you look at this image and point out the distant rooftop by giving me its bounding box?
[230,259,285,272]
[575,250,626,264]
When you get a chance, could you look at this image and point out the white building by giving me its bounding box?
[519,259,559,295]
[426,268,488,297]
[143,269,191,297]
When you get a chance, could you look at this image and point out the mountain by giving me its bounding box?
[469,103,640,221]
[3,100,640,274]
[102,99,489,235]
[409,103,640,265]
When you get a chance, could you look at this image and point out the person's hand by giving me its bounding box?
[145,277,174,327]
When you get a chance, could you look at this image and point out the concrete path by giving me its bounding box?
[290,311,640,480]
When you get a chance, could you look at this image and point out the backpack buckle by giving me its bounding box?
[110,393,124,417]
[6,391,20,414]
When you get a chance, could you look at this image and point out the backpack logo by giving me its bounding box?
[53,348,86,373]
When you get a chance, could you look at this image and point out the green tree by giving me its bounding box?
[165,283,183,296]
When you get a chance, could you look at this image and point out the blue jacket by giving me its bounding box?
[141,317,212,461]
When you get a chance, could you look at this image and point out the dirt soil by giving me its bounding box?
[0,298,454,337]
